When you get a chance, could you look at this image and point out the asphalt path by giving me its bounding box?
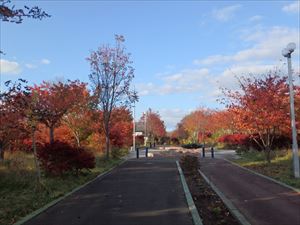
[23,158,193,225]
[199,157,300,225]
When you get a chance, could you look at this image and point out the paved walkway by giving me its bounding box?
[24,158,193,225]
[199,157,300,225]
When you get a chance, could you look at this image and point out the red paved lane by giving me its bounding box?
[200,158,300,225]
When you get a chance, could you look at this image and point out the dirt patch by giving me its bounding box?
[180,155,240,225]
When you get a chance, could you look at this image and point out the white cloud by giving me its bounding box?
[159,108,191,131]
[25,63,37,69]
[212,4,241,22]
[249,15,263,22]
[137,83,155,96]
[0,59,22,75]
[137,68,211,96]
[221,64,275,78]
[138,25,299,126]
[195,26,299,65]
[282,1,299,13]
[41,59,51,65]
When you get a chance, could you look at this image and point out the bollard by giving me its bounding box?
[136,147,139,159]
[211,147,214,158]
[202,147,205,158]
[145,147,148,158]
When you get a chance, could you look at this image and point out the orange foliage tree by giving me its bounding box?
[0,80,29,160]
[31,80,87,144]
[181,108,212,145]
[140,109,166,145]
[222,73,290,162]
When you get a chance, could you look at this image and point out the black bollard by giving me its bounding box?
[136,147,139,159]
[202,147,205,158]
[145,147,148,158]
[211,147,214,158]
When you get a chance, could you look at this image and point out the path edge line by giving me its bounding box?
[198,169,251,225]
[176,160,203,225]
[223,158,300,193]
[13,158,128,225]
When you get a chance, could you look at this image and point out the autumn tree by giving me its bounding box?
[0,0,49,24]
[110,107,133,148]
[32,80,87,144]
[140,109,166,145]
[171,122,189,144]
[0,79,43,184]
[0,0,50,54]
[0,79,29,160]
[62,84,93,147]
[222,72,290,162]
[87,35,137,159]
[181,108,212,144]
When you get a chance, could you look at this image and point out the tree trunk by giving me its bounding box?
[0,143,4,161]
[32,128,41,183]
[105,134,110,160]
[75,134,80,147]
[104,118,110,159]
[49,126,54,144]
[265,146,271,163]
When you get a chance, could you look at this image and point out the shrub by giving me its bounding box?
[182,143,203,149]
[180,155,199,172]
[218,134,250,146]
[218,134,291,151]
[37,141,95,176]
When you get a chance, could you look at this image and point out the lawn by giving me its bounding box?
[0,151,124,225]
[233,150,300,189]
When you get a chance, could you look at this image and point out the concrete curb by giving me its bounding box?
[176,161,203,225]
[223,159,300,193]
[198,169,251,225]
[13,159,128,225]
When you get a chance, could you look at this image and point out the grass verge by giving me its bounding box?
[0,153,123,225]
[233,150,300,189]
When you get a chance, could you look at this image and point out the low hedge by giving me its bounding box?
[181,143,203,149]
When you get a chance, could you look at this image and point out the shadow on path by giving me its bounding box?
[24,158,193,225]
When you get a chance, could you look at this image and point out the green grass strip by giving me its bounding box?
[198,169,251,225]
[176,160,203,225]
[13,159,128,225]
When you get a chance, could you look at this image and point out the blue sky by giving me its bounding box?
[1,1,299,130]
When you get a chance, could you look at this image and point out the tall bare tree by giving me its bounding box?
[87,35,137,159]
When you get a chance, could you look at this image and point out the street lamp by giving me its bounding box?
[132,100,136,152]
[282,42,300,178]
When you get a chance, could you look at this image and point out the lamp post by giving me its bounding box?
[132,100,136,152]
[282,42,300,178]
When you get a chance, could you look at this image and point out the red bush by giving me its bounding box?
[218,134,250,146]
[37,141,95,176]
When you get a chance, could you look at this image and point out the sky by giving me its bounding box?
[1,0,299,131]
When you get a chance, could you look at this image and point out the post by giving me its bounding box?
[211,147,214,158]
[287,56,300,178]
[136,147,139,159]
[132,101,136,153]
[145,147,148,158]
[202,146,205,158]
